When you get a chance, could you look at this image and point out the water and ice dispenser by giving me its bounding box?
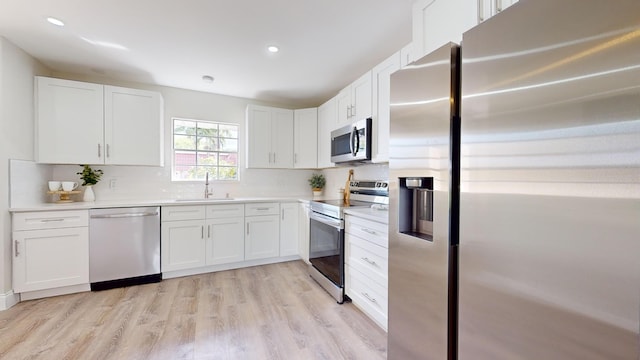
[398,177,434,241]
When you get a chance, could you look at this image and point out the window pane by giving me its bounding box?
[174,150,196,166]
[197,137,218,151]
[197,122,218,136]
[174,120,196,135]
[197,152,218,166]
[219,139,237,152]
[219,124,238,138]
[174,135,196,150]
[219,152,237,166]
[219,167,237,180]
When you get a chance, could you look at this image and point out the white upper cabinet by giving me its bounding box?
[246,104,294,169]
[36,77,104,164]
[35,76,164,166]
[371,51,401,163]
[317,97,337,168]
[337,71,373,128]
[104,86,163,166]
[412,0,478,58]
[412,0,519,59]
[293,108,318,168]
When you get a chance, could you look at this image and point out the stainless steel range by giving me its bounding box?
[308,180,388,303]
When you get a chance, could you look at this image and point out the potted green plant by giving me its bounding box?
[77,165,103,202]
[308,173,326,199]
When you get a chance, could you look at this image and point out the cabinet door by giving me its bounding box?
[104,86,163,166]
[271,108,294,168]
[13,227,89,293]
[35,77,104,164]
[336,87,352,128]
[161,220,206,272]
[317,97,337,168]
[279,203,299,257]
[246,105,273,168]
[245,215,280,260]
[351,71,373,121]
[293,108,318,168]
[412,0,477,58]
[372,52,401,163]
[206,217,245,265]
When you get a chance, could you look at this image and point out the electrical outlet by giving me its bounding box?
[109,178,117,189]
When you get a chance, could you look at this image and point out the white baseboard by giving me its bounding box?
[0,290,20,311]
[163,255,301,279]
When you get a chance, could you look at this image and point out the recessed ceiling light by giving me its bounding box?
[46,17,65,27]
[267,45,279,53]
[202,75,214,83]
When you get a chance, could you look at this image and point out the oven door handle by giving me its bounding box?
[310,211,344,230]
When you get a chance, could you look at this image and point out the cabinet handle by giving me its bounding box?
[256,207,270,211]
[282,209,284,220]
[294,153,297,164]
[495,0,502,12]
[361,228,377,235]
[208,224,211,238]
[361,257,378,266]
[273,153,276,163]
[41,218,65,222]
[106,144,110,158]
[246,223,250,236]
[14,240,19,257]
[201,225,204,239]
[98,143,102,158]
[362,292,377,304]
[477,0,485,22]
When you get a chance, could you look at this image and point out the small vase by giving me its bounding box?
[312,188,323,199]
[83,185,95,202]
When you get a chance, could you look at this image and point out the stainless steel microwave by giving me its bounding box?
[331,118,372,164]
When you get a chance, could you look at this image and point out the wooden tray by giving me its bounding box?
[47,190,81,203]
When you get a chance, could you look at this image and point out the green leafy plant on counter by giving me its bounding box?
[77,165,104,186]
[308,173,326,190]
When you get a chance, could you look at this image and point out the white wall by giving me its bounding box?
[0,37,50,307]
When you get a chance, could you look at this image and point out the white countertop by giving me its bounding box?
[9,197,311,213]
[344,206,389,224]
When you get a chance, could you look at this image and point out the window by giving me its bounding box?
[172,118,239,181]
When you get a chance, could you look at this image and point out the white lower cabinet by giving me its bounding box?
[279,202,299,257]
[205,204,245,265]
[12,210,89,294]
[245,203,280,260]
[161,219,207,272]
[345,214,389,330]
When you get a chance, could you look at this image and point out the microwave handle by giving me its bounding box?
[350,126,359,156]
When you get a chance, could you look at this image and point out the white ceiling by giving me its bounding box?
[0,0,413,108]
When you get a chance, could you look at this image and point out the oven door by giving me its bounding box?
[309,211,344,287]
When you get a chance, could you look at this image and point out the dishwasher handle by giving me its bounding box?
[90,211,159,219]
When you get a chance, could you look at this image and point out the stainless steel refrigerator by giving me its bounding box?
[389,0,640,359]
[458,0,639,358]
[388,42,461,360]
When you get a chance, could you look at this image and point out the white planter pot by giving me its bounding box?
[83,185,95,202]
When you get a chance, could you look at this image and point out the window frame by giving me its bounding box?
[171,117,240,182]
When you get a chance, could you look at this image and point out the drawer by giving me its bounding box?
[206,204,244,219]
[244,202,279,216]
[347,234,388,285]
[345,215,388,248]
[13,210,88,231]
[347,265,388,330]
[161,205,206,221]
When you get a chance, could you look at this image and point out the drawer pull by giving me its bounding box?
[255,207,270,211]
[14,240,19,257]
[361,228,377,235]
[41,218,65,222]
[362,292,377,303]
[361,257,378,266]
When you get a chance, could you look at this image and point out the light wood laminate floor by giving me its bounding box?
[0,260,387,359]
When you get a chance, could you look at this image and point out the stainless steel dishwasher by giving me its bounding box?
[89,207,161,290]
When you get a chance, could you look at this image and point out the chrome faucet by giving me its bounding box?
[204,172,213,198]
